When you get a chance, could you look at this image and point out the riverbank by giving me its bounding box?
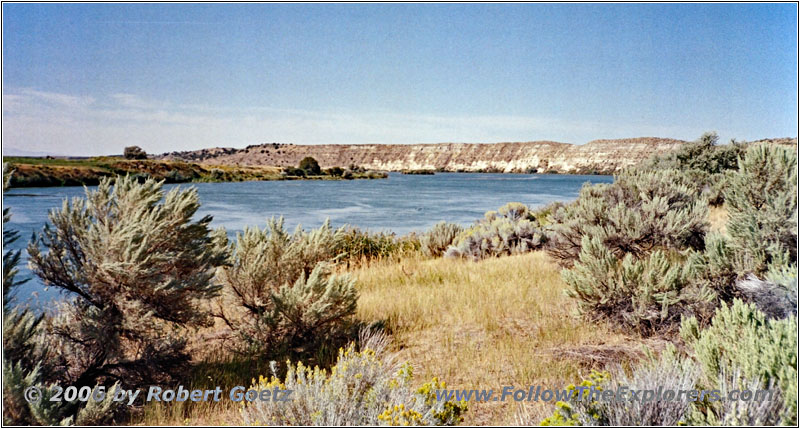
[2,157,387,187]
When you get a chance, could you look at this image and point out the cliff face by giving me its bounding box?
[158,137,691,174]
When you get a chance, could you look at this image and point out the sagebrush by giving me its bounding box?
[445,202,548,260]
[216,218,357,358]
[240,331,466,426]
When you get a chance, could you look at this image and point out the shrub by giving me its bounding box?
[420,222,463,258]
[562,236,715,335]
[164,169,190,183]
[688,367,786,426]
[723,144,797,275]
[693,144,797,311]
[445,202,547,260]
[282,166,306,177]
[324,166,344,177]
[538,350,701,426]
[365,170,389,179]
[2,164,26,303]
[645,132,746,205]
[601,349,701,426]
[6,367,124,426]
[680,299,797,425]
[547,168,709,267]
[27,175,228,388]
[299,156,321,175]
[333,227,418,267]
[240,331,466,426]
[123,145,148,160]
[2,163,45,425]
[536,301,796,426]
[538,370,611,426]
[216,218,357,357]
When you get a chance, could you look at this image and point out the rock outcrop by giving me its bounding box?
[157,137,788,174]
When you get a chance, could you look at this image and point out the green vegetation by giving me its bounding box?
[681,299,797,425]
[420,221,463,257]
[537,299,797,426]
[123,145,148,160]
[333,227,420,267]
[298,156,321,175]
[645,132,747,205]
[215,218,356,361]
[445,202,549,260]
[240,331,466,425]
[723,144,797,275]
[2,156,386,188]
[562,236,714,336]
[279,157,390,180]
[546,168,709,268]
[402,169,436,175]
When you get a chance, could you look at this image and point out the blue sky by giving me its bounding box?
[2,3,797,156]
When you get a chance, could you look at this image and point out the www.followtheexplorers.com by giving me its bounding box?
[434,385,776,403]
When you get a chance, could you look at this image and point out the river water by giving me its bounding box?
[3,172,612,306]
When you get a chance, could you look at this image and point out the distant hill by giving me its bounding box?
[157,137,698,175]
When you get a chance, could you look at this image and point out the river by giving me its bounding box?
[3,172,613,306]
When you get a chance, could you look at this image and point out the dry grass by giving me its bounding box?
[709,205,728,233]
[352,251,646,425]
[132,251,651,426]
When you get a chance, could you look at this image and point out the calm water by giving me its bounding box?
[3,172,612,307]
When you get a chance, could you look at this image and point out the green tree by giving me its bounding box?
[299,156,321,175]
[123,145,148,160]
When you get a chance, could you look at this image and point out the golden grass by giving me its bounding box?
[134,251,651,426]
[352,251,645,425]
[709,205,728,233]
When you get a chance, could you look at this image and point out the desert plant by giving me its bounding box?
[645,132,747,205]
[538,370,611,426]
[723,144,797,275]
[420,222,463,258]
[3,165,119,425]
[562,236,715,335]
[688,368,785,426]
[299,156,321,175]
[26,175,228,388]
[324,166,344,177]
[282,166,306,177]
[2,164,25,301]
[680,299,797,424]
[2,163,45,425]
[240,331,466,426]
[538,349,701,426]
[547,168,709,267]
[445,202,547,260]
[365,170,389,179]
[601,348,701,426]
[216,218,356,357]
[333,227,418,266]
[123,145,148,160]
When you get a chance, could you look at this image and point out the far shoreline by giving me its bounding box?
[2,156,618,189]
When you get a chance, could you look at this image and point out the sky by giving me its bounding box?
[2,3,797,156]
